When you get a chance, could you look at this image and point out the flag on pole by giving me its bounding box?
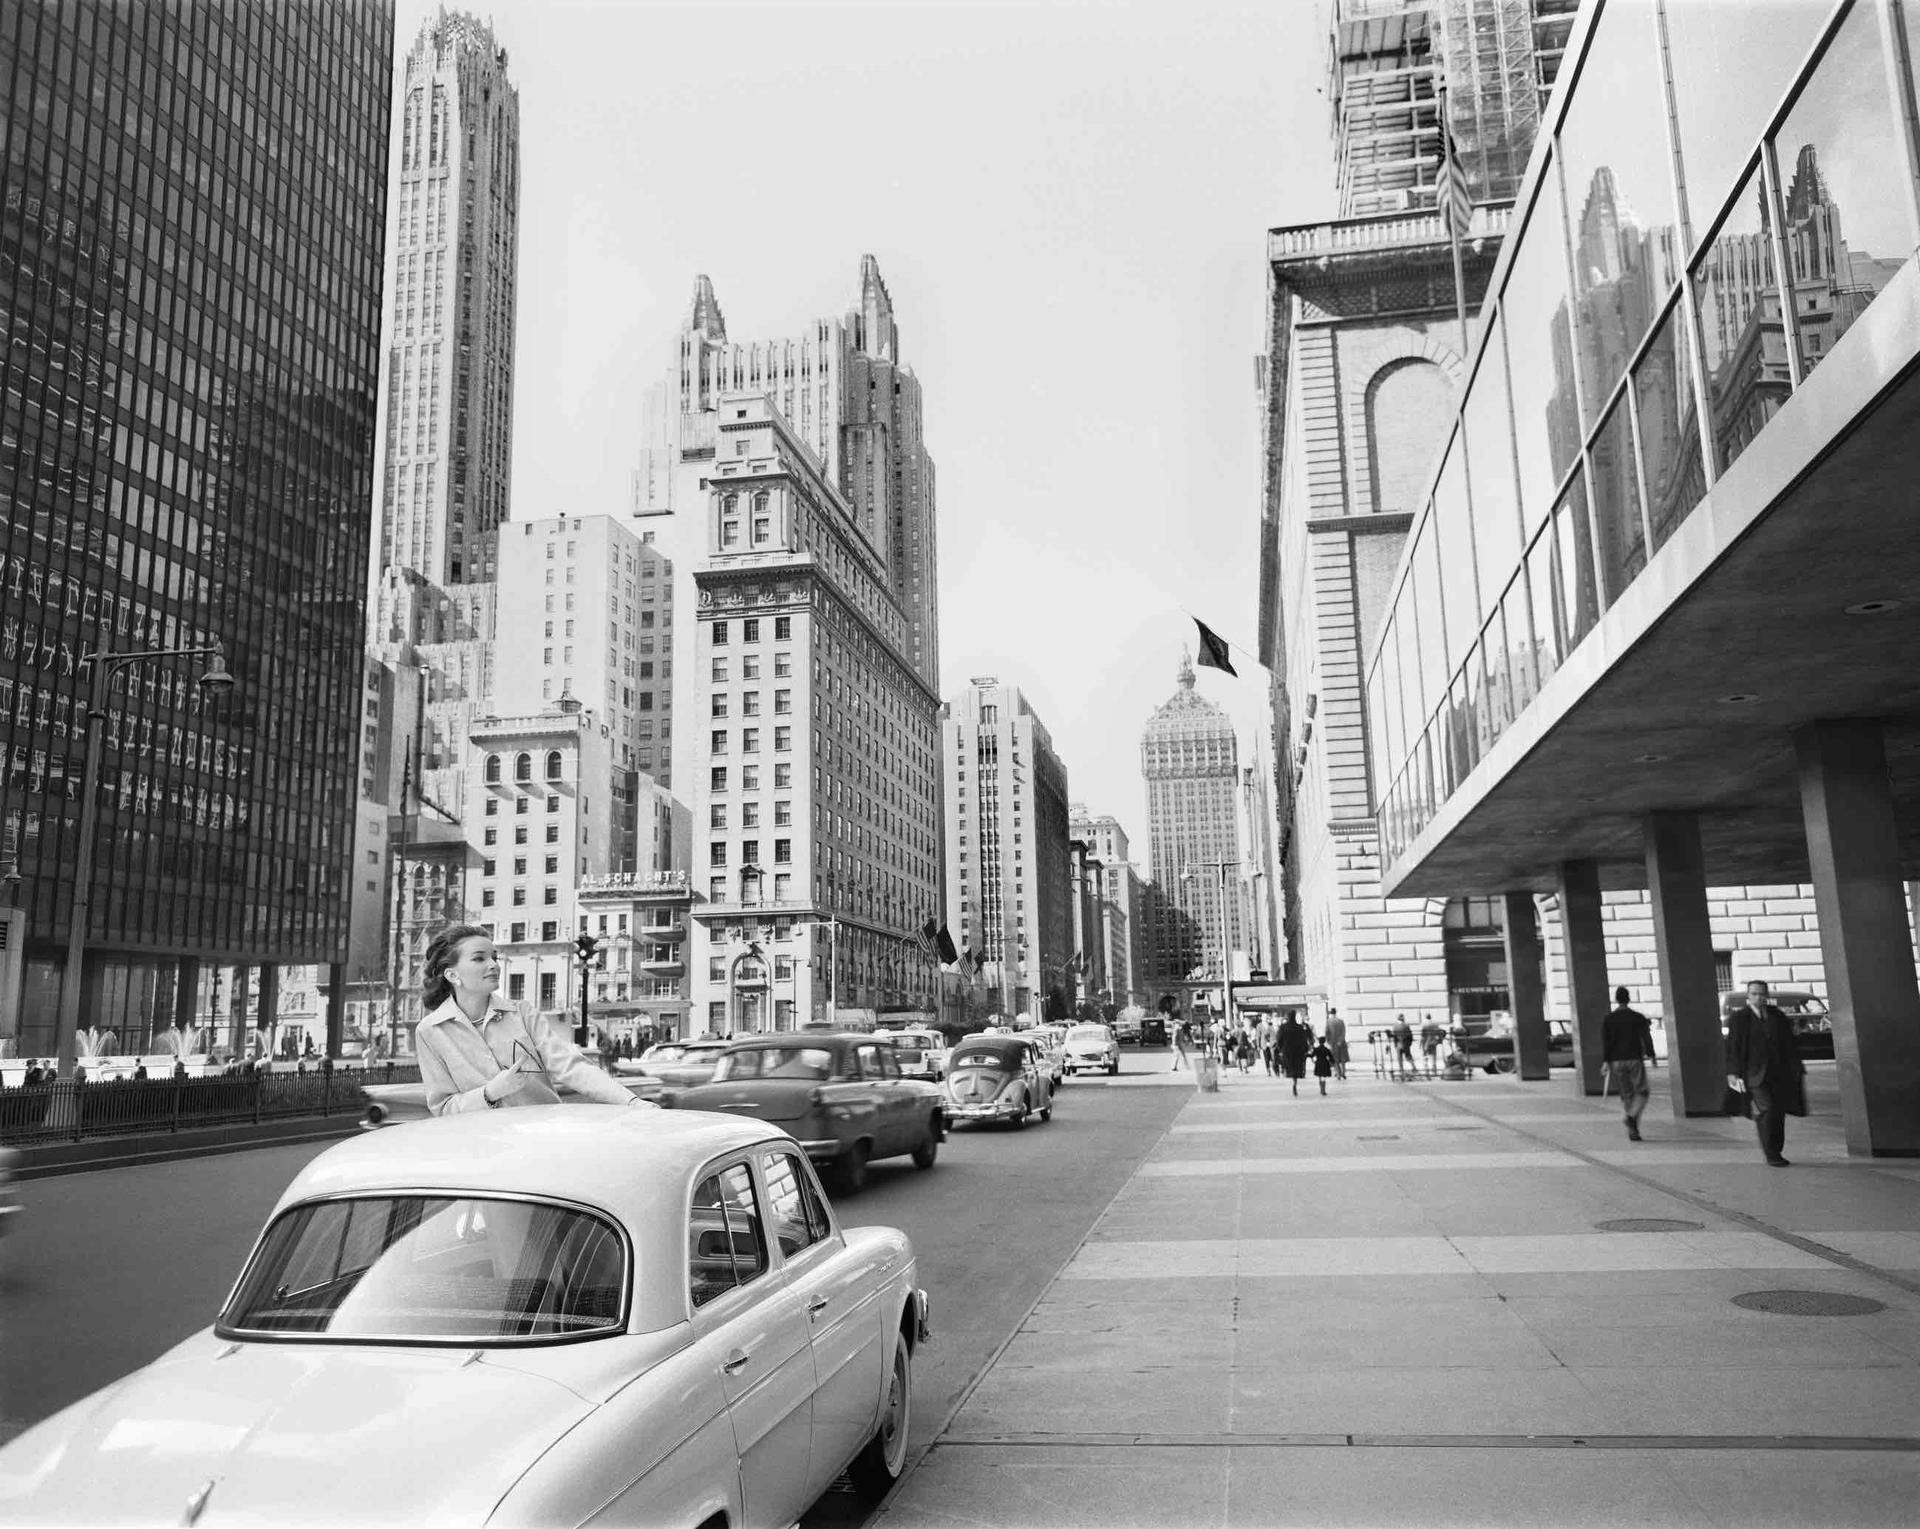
[914,918,940,963]
[957,947,977,980]
[1194,619,1237,677]
[936,925,960,966]
[1437,116,1471,237]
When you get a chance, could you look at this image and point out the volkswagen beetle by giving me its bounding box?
[0,1107,930,1528]
[942,1034,1053,1127]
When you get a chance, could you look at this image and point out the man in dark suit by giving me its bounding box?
[1726,979,1805,1166]
[1601,987,1656,1140]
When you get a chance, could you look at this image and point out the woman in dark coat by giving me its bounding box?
[1278,1015,1312,1096]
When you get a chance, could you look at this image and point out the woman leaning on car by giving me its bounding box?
[414,923,652,1116]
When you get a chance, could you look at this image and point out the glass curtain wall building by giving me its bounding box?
[1365,0,1920,870]
[0,2,393,1054]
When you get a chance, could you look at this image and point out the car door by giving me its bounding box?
[688,1159,817,1529]
[757,1143,886,1500]
[853,1042,904,1156]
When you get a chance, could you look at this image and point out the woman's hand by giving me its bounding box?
[484,1066,538,1105]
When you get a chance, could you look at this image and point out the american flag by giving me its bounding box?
[914,918,941,963]
[1438,116,1472,237]
[957,947,977,980]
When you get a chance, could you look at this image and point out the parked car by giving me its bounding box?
[1455,1018,1575,1073]
[943,1034,1053,1127]
[630,1036,732,1088]
[877,1027,949,1081]
[1113,1014,1142,1044]
[1721,989,1835,1060]
[0,1107,930,1527]
[661,1034,945,1192]
[1140,1016,1169,1047]
[1063,1022,1121,1076]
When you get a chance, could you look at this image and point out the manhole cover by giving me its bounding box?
[1356,1134,1401,1141]
[1731,1290,1887,1317]
[1596,1218,1705,1233]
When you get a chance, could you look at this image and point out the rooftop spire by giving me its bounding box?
[689,274,726,341]
[851,254,896,362]
[1178,648,1195,691]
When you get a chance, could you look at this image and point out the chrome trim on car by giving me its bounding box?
[912,1287,932,1345]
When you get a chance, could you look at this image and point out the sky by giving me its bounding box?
[392,0,1340,874]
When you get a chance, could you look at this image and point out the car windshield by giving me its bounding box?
[1068,1026,1109,1043]
[645,1044,688,1061]
[713,1045,835,1081]
[885,1033,936,1049]
[951,1041,1023,1069]
[219,1196,627,1344]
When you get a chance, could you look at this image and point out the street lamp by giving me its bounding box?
[55,642,233,1078]
[1182,859,1240,1036]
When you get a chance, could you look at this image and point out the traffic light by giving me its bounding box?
[575,931,601,966]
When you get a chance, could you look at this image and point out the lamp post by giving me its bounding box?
[1182,858,1240,1038]
[56,643,233,1078]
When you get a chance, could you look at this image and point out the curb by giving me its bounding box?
[9,1115,373,1181]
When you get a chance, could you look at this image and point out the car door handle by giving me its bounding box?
[720,1348,751,1375]
[807,1295,830,1316]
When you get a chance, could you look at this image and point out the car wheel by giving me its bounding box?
[1010,1100,1028,1130]
[837,1139,871,1193]
[849,1326,912,1499]
[1493,1056,1515,1075]
[1039,1100,1052,1122]
[1108,1059,1119,1076]
[912,1124,939,1169]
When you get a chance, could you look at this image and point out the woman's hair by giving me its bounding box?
[422,923,491,1011]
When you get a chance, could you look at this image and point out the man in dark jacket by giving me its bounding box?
[1601,987,1656,1140]
[1726,979,1805,1166]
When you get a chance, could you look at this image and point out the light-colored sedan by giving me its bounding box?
[0,1107,931,1528]
[631,1036,732,1088]
[878,1027,949,1081]
[1063,1022,1121,1076]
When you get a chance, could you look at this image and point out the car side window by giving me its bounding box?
[759,1147,831,1258]
[875,1048,900,1080]
[688,1162,768,1310]
[855,1043,886,1079]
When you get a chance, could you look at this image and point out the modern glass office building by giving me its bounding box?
[0,2,393,1054]
[1362,0,1920,1153]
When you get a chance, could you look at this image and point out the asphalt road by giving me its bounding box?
[0,1047,1190,1524]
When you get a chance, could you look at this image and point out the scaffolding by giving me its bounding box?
[1328,0,1577,220]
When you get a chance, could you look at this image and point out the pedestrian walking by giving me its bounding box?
[1325,1008,1348,1080]
[1726,979,1806,1166]
[1171,1020,1189,1072]
[1419,1014,1445,1077]
[1309,1037,1334,1094]
[414,923,655,1116]
[1601,986,1656,1140]
[1278,1013,1311,1097]
[1258,1014,1280,1076]
[1234,1026,1254,1074]
[1391,1014,1417,1080]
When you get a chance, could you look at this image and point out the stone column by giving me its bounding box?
[1557,860,1609,1096]
[326,961,348,1059]
[1501,891,1549,1080]
[1644,811,1724,1116]
[1795,720,1920,1156]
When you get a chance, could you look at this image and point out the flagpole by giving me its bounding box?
[1439,82,1472,362]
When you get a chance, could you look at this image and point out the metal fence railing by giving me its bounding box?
[0,1066,415,1147]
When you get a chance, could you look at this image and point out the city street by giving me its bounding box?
[0,1052,1192,1525]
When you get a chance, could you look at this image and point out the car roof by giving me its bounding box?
[270,1107,796,1332]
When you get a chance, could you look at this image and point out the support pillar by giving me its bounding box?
[1645,811,1724,1116]
[1501,891,1549,1080]
[325,960,347,1059]
[256,964,279,1059]
[1795,720,1920,1156]
[1557,860,1609,1096]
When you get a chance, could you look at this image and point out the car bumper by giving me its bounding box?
[912,1287,933,1346]
[944,1099,1024,1122]
[1065,1056,1113,1071]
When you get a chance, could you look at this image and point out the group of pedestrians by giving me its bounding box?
[1171,1008,1349,1095]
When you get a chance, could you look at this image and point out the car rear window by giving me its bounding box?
[713,1046,834,1081]
[1068,1027,1109,1043]
[220,1196,627,1344]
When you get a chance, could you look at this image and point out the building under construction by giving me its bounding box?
[1328,0,1578,218]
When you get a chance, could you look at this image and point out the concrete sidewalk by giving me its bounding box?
[878,1064,1920,1528]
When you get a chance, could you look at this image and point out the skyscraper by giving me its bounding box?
[943,678,1071,1020]
[637,258,940,693]
[0,0,394,1057]
[1141,654,1244,994]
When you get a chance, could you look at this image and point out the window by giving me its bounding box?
[513,857,528,876]
[544,856,559,875]
[710,805,728,829]
[512,888,527,906]
[515,826,529,846]
[483,828,497,845]
[742,766,760,791]
[542,921,558,942]
[742,693,761,717]
[742,619,759,643]
[774,955,794,980]
[485,799,499,817]
[741,840,760,866]
[545,824,559,844]
[774,727,791,751]
[483,859,497,877]
[709,957,727,982]
[774,800,791,826]
[712,622,728,646]
[774,617,791,640]
[711,767,728,792]
[757,1148,828,1257]
[774,690,790,714]
[484,754,501,784]
[742,728,759,753]
[774,873,792,901]
[711,659,728,683]
[712,695,729,719]
[774,652,791,678]
[711,729,728,755]
[774,839,791,863]
[514,753,532,783]
[743,655,760,680]
[742,802,760,828]
[774,764,791,789]
[710,843,728,867]
[510,922,528,943]
[545,751,563,782]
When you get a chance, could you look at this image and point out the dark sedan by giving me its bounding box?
[661,1034,946,1192]
[1454,1019,1575,1073]
[1721,990,1836,1060]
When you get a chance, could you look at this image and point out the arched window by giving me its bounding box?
[1367,360,1454,515]
[514,752,532,784]
[544,750,563,782]
[484,754,502,784]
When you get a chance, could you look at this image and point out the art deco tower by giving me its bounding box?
[1141,653,1244,988]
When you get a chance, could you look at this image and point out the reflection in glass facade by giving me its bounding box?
[0,2,394,1050]
[1367,0,1920,867]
